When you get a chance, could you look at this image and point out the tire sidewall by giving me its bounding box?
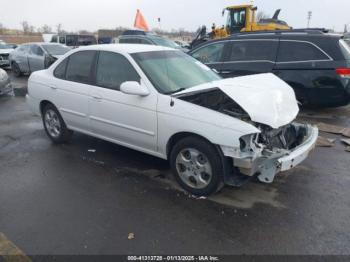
[42,104,70,143]
[12,62,21,77]
[170,136,224,196]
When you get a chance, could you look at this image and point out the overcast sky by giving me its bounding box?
[1,0,349,32]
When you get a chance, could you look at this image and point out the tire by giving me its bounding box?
[12,62,22,77]
[170,136,224,196]
[42,103,72,144]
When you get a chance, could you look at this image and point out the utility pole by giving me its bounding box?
[307,11,312,28]
[158,18,161,31]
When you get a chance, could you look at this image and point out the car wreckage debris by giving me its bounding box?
[317,122,350,137]
[316,136,336,147]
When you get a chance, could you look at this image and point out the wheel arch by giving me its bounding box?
[166,132,221,160]
[39,100,55,116]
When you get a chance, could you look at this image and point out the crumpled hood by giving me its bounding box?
[176,73,299,129]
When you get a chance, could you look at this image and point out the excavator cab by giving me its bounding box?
[224,5,258,34]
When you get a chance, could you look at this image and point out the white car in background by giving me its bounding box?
[26,44,318,196]
[0,42,15,68]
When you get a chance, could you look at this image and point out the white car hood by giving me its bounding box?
[177,73,299,129]
[0,49,13,55]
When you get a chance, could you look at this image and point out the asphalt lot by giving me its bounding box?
[0,71,350,256]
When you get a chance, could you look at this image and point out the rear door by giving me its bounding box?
[273,40,335,105]
[190,41,229,73]
[15,45,31,73]
[219,39,279,78]
[52,50,97,131]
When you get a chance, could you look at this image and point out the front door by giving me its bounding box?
[89,51,158,153]
[28,45,45,72]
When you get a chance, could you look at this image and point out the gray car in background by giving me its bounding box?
[9,43,70,77]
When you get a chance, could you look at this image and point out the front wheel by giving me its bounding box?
[42,103,72,144]
[170,136,224,196]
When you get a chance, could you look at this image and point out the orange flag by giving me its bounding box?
[134,9,149,31]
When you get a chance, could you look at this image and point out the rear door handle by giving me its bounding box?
[219,71,232,74]
[49,85,57,90]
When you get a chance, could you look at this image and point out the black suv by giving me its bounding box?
[118,33,189,52]
[189,29,350,108]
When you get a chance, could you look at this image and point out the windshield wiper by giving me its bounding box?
[165,88,186,95]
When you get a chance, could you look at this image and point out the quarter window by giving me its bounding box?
[277,41,330,62]
[66,51,96,84]
[229,40,278,62]
[96,51,140,91]
[192,42,225,64]
[54,58,68,79]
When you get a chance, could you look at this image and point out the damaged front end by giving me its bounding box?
[222,123,318,183]
[175,73,318,184]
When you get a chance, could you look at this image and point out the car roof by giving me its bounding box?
[20,42,66,46]
[77,44,175,54]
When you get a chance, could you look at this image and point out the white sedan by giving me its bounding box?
[27,44,318,196]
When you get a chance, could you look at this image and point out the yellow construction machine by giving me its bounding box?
[191,4,291,47]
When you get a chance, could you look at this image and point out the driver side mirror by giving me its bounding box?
[120,81,150,97]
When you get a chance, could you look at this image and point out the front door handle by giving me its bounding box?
[49,86,57,90]
[219,71,232,74]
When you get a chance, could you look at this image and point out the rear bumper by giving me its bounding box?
[26,94,41,116]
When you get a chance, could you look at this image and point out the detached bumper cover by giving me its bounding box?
[257,125,318,183]
[232,124,319,184]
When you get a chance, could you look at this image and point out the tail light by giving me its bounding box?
[336,68,350,79]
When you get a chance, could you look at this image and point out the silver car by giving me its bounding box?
[9,43,70,77]
[0,69,12,95]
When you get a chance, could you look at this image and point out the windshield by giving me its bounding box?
[150,37,180,49]
[132,50,221,94]
[42,44,70,55]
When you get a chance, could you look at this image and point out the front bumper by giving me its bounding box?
[0,58,10,67]
[233,124,319,183]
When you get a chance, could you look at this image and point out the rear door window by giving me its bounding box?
[228,40,278,62]
[191,42,226,64]
[95,51,140,91]
[277,41,330,62]
[65,51,96,84]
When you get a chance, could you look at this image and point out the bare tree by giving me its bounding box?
[0,23,5,34]
[21,21,30,34]
[256,11,270,22]
[38,24,52,34]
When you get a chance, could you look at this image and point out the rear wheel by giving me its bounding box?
[42,103,72,144]
[170,136,224,196]
[12,62,22,77]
